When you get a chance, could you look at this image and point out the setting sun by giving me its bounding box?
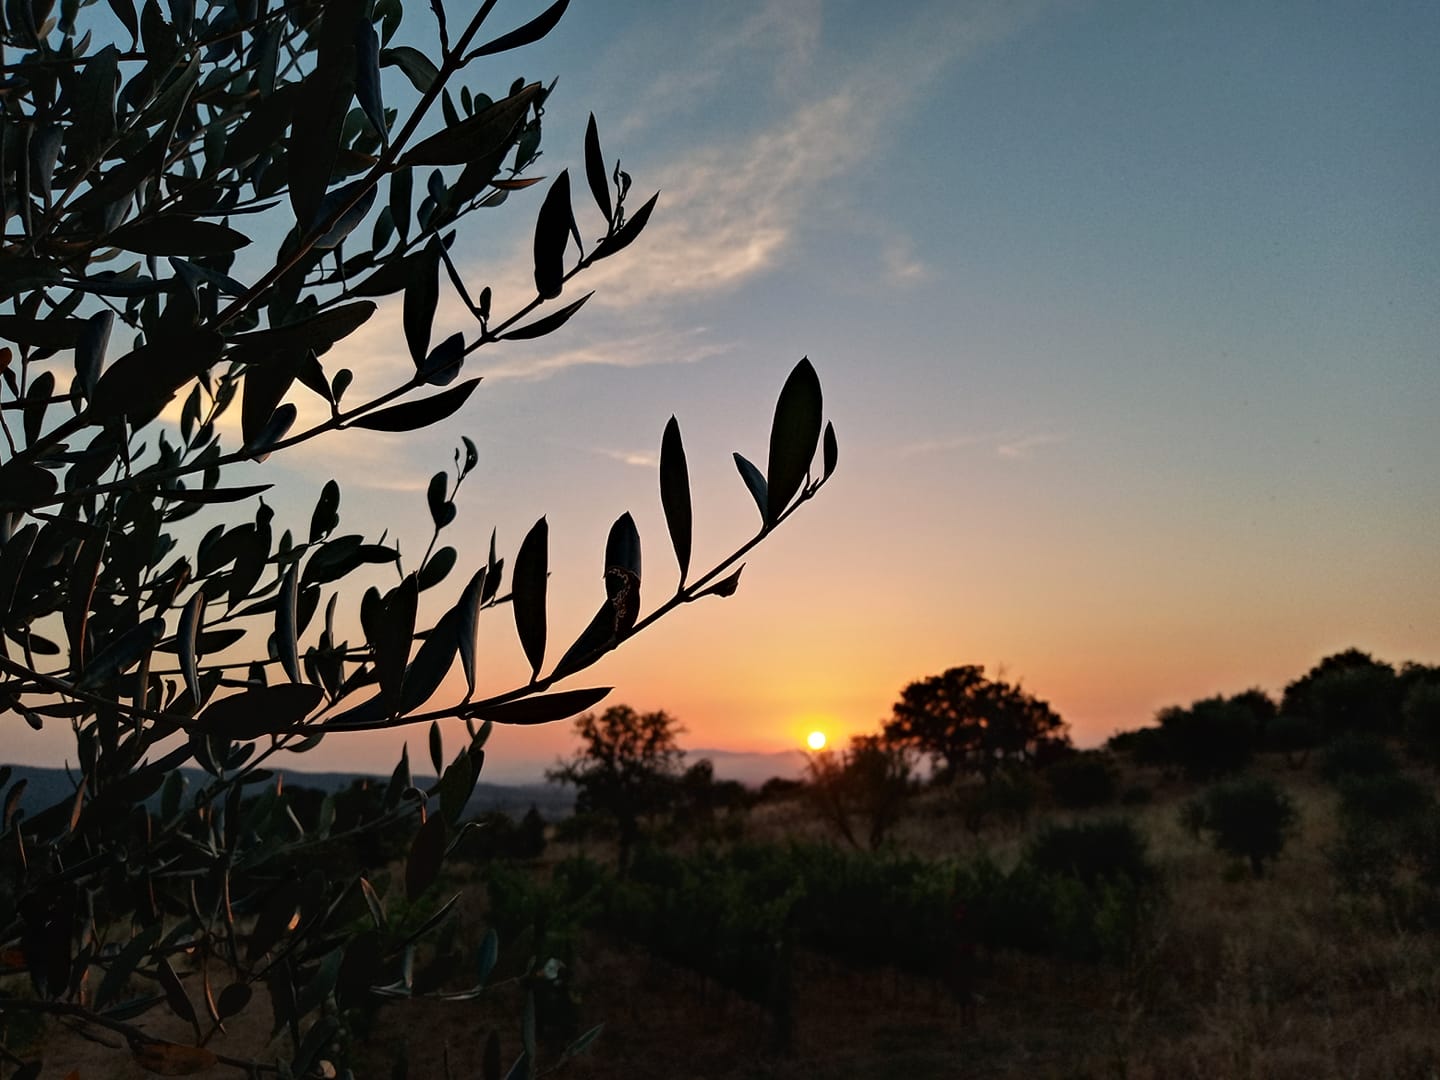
[806,731,827,751]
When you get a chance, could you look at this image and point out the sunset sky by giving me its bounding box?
[13,1,1439,783]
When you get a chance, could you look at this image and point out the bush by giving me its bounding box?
[1190,778,1298,877]
[1024,819,1157,890]
[1337,773,1434,825]
[1262,714,1324,767]
[1044,751,1119,809]
[1320,733,1399,783]
[1120,784,1154,806]
[1403,679,1440,767]
[1154,696,1259,780]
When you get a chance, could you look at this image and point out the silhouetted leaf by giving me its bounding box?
[310,479,340,543]
[106,0,138,42]
[0,461,56,510]
[428,720,444,778]
[400,608,457,713]
[77,617,164,689]
[439,752,475,824]
[511,518,548,680]
[177,591,204,705]
[198,684,324,740]
[245,403,296,460]
[74,309,112,399]
[276,562,300,683]
[289,0,364,227]
[231,301,376,355]
[108,216,250,256]
[406,812,446,900]
[156,484,272,504]
[733,453,767,521]
[70,44,119,166]
[822,420,838,480]
[404,237,442,368]
[376,574,418,712]
[592,192,657,261]
[422,332,465,385]
[457,567,485,697]
[695,565,743,600]
[358,877,386,930]
[94,923,161,1009]
[659,416,692,584]
[498,291,591,341]
[379,45,438,93]
[583,113,612,225]
[419,545,457,592]
[469,0,570,57]
[765,357,823,523]
[476,928,499,985]
[0,314,85,348]
[400,83,538,166]
[314,179,378,250]
[532,171,574,300]
[216,983,252,1020]
[91,329,224,427]
[355,19,385,140]
[464,687,612,726]
[350,378,481,431]
[157,956,198,1030]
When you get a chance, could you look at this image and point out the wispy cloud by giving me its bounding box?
[591,447,659,469]
[996,432,1067,459]
[576,0,1047,309]
[895,429,1069,460]
[474,329,733,382]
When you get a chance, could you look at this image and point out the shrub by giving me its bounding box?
[1403,679,1440,767]
[959,821,1161,962]
[1044,751,1119,809]
[1024,819,1157,891]
[1191,778,1298,877]
[1319,732,1399,783]
[1120,784,1154,806]
[1155,696,1259,779]
[1337,773,1434,825]
[1262,713,1324,767]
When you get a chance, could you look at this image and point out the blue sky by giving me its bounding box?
[13,0,1438,781]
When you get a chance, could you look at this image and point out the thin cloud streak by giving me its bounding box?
[582,0,1049,309]
[895,430,1068,460]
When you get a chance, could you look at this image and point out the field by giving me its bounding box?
[11,755,1440,1080]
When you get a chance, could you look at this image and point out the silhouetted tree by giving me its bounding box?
[883,666,1069,782]
[805,734,915,849]
[1281,649,1402,736]
[1153,695,1258,780]
[547,706,686,871]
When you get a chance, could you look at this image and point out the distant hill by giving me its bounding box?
[0,764,575,822]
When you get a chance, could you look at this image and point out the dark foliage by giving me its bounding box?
[1282,649,1403,737]
[1319,732,1400,783]
[1044,750,1119,809]
[0,1,836,1073]
[1185,777,1298,877]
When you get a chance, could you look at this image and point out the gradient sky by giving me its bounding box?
[13,1,1439,781]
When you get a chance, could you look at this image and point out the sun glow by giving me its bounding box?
[806,730,827,751]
